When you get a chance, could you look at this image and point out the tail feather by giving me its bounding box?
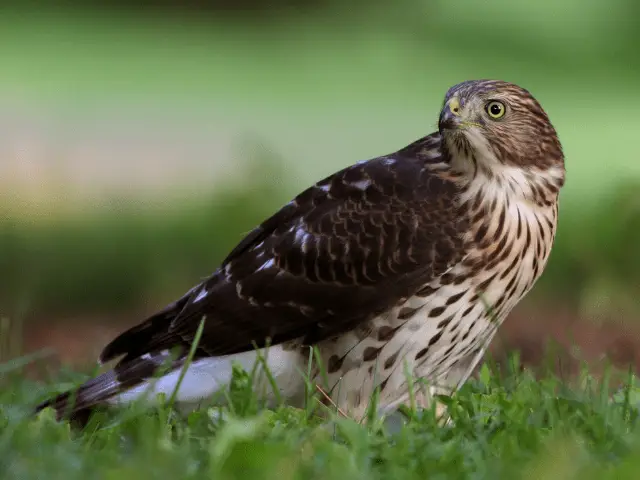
[34,370,122,424]
[35,350,181,426]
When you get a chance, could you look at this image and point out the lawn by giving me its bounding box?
[2,355,640,479]
[2,5,640,478]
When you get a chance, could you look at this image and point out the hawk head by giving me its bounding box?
[438,80,564,174]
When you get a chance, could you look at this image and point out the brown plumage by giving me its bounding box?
[36,79,565,424]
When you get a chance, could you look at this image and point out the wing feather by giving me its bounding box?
[100,133,468,361]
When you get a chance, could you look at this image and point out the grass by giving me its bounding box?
[1,8,640,475]
[3,352,640,479]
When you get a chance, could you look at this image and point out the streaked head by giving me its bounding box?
[438,80,564,173]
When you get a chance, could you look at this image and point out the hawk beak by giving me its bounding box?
[438,97,462,132]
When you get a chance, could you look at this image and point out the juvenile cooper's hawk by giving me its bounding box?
[36,80,565,423]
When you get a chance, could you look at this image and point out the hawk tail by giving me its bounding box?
[34,352,177,427]
[34,370,124,426]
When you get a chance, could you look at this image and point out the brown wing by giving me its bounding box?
[100,134,468,364]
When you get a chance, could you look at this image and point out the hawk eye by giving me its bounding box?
[485,101,506,119]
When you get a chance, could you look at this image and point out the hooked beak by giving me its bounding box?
[438,109,460,132]
[438,97,462,132]
[438,97,482,133]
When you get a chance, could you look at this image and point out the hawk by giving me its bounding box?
[36,80,565,424]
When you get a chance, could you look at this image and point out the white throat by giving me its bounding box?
[445,128,564,205]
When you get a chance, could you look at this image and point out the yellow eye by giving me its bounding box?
[485,101,506,119]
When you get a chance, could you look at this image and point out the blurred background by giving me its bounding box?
[1,1,639,376]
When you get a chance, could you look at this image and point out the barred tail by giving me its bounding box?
[34,352,179,427]
[34,370,124,426]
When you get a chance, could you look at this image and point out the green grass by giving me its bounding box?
[4,353,640,479]
[2,8,640,473]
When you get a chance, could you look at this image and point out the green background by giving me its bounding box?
[3,3,640,479]
[0,1,638,338]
